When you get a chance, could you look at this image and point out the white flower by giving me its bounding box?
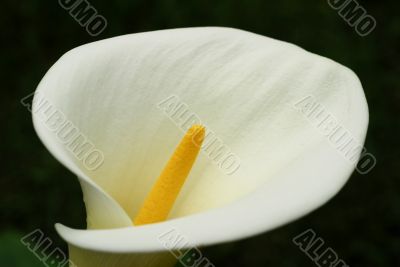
[32,27,368,267]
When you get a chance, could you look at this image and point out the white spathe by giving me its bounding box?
[32,27,368,264]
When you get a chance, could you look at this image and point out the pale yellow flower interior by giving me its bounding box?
[33,28,360,227]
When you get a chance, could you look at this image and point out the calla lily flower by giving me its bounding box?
[32,27,368,267]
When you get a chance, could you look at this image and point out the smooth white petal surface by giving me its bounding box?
[33,27,368,254]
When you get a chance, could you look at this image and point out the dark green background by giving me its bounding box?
[1,0,399,266]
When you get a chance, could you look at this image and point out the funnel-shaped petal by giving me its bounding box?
[32,27,368,266]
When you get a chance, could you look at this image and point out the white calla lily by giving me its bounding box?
[32,27,368,266]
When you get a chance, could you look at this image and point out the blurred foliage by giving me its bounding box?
[0,0,399,266]
[0,231,49,267]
